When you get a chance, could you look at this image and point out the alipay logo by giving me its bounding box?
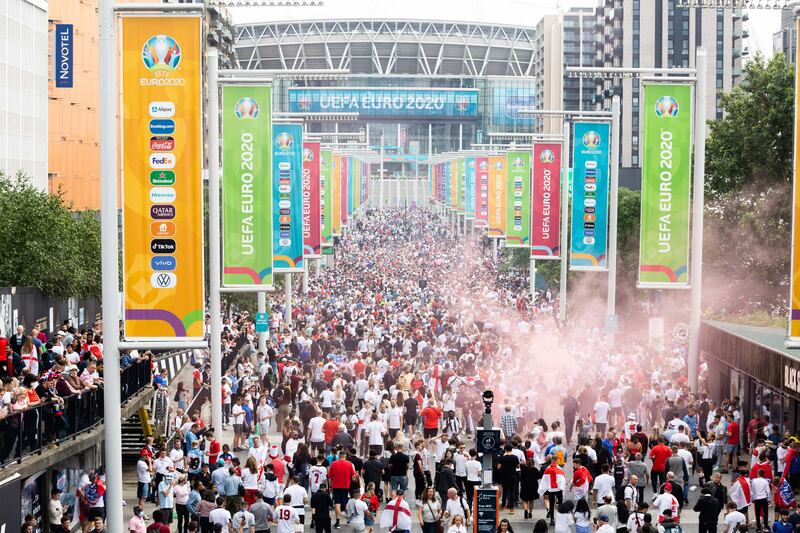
[142,35,181,71]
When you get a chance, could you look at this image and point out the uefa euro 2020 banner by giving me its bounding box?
[638,83,693,288]
[450,159,458,210]
[272,123,304,273]
[790,18,800,342]
[221,84,273,289]
[465,157,476,220]
[476,157,489,227]
[302,141,322,258]
[120,15,205,340]
[570,122,610,270]
[320,149,333,247]
[457,158,466,215]
[487,155,506,238]
[531,143,561,259]
[504,151,530,247]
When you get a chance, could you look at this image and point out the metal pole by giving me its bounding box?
[257,291,267,353]
[379,133,385,209]
[207,48,223,434]
[492,238,498,264]
[459,124,463,151]
[558,120,570,323]
[530,258,536,302]
[481,408,493,488]
[606,95,621,344]
[427,123,433,207]
[99,0,123,528]
[315,257,321,280]
[284,272,293,326]
[688,47,707,392]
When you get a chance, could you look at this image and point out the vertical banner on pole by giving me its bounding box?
[465,157,476,220]
[341,157,349,225]
[445,162,452,208]
[476,157,489,227]
[120,15,205,340]
[570,121,611,270]
[272,123,304,273]
[302,141,322,258]
[439,163,446,203]
[504,151,531,247]
[531,143,562,259]
[221,84,273,288]
[457,157,466,215]
[790,18,800,341]
[638,83,693,288]
[487,156,507,238]
[450,159,458,211]
[320,149,333,247]
[332,154,342,236]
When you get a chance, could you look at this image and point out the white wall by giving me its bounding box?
[0,0,48,190]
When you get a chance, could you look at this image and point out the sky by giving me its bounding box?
[230,0,781,59]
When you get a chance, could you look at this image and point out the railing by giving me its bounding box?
[0,359,152,469]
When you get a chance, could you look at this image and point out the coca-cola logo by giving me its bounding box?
[150,136,175,152]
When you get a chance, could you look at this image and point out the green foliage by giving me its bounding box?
[0,171,101,299]
[705,53,794,196]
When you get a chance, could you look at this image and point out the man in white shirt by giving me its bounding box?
[169,439,186,472]
[592,464,616,505]
[345,488,370,532]
[595,514,614,533]
[594,400,611,434]
[232,501,256,533]
[248,436,269,469]
[465,450,482,504]
[282,477,309,525]
[307,412,327,455]
[275,493,301,533]
[750,470,771,531]
[723,502,746,533]
[365,413,387,456]
[444,488,470,522]
[209,496,233,533]
[136,456,152,509]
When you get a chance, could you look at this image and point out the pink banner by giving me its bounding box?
[531,143,561,259]
[302,141,321,257]
[340,157,349,225]
[476,157,489,226]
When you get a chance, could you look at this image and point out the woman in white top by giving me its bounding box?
[241,457,260,508]
[446,514,468,533]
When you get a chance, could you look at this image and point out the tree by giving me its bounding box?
[705,53,794,196]
[0,171,101,299]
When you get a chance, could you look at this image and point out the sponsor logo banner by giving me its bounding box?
[531,143,561,259]
[638,83,693,287]
[302,141,322,257]
[121,16,204,340]
[475,157,489,226]
[570,121,611,270]
[504,151,530,247]
[221,84,273,288]
[332,154,342,236]
[272,123,304,272]
[465,157,476,219]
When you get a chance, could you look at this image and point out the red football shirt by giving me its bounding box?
[328,459,356,489]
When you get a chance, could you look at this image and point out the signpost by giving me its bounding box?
[255,312,269,333]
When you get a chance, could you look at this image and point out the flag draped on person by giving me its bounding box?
[380,495,412,531]
[572,465,593,501]
[776,446,798,509]
[729,475,752,510]
[539,463,566,496]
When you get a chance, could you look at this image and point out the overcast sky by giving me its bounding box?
[231,0,780,58]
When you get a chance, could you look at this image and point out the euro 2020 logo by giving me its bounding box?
[654,95,679,117]
[479,160,488,170]
[493,161,504,170]
[455,96,470,113]
[234,97,259,119]
[276,132,294,150]
[142,35,181,71]
[512,157,525,168]
[303,148,314,162]
[539,149,555,164]
[582,131,601,150]
[297,94,313,111]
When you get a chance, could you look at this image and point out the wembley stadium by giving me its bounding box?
[233,19,539,172]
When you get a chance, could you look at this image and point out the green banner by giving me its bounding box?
[457,157,466,215]
[221,85,273,288]
[505,151,531,247]
[320,149,333,247]
[638,83,693,287]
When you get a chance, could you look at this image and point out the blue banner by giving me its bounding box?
[570,122,611,270]
[465,157,476,219]
[54,24,73,88]
[347,156,354,215]
[491,85,535,126]
[444,162,452,207]
[272,124,304,272]
[289,88,478,117]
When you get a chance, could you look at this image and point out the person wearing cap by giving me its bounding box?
[593,514,614,533]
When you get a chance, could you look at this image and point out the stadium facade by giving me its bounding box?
[234,19,540,178]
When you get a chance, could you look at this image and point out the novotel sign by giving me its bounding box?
[54,24,73,88]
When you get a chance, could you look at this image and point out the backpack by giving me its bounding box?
[554,447,566,467]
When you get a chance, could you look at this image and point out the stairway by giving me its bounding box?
[121,408,153,460]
